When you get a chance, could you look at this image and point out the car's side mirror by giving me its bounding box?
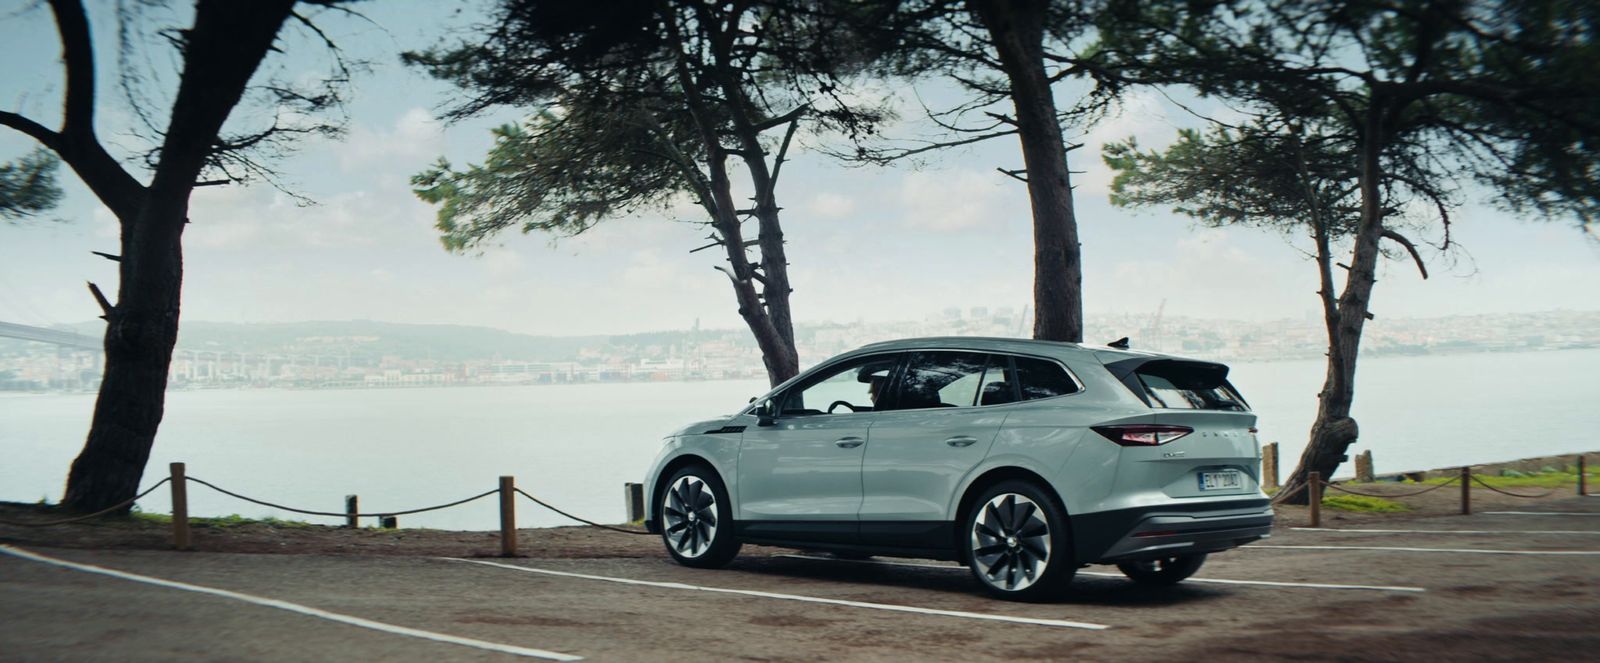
[753,399,777,426]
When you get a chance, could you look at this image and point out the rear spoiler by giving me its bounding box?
[1101,357,1243,409]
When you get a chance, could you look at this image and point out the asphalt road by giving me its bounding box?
[4,498,1599,662]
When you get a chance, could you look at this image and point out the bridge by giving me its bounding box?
[0,321,101,350]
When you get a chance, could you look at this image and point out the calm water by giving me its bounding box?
[3,349,1596,530]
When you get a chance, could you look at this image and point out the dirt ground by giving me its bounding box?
[0,471,1583,557]
[2,470,1598,661]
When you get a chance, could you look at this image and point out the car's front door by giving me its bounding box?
[736,353,902,544]
[858,351,1012,548]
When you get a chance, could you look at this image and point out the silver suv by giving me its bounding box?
[643,337,1272,600]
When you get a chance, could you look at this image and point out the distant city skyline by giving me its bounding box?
[6,308,1595,393]
[2,3,1596,341]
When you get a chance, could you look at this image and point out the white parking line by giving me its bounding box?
[0,545,581,661]
[773,554,1425,593]
[448,557,1109,631]
[1245,544,1600,556]
[1481,511,1600,516]
[1293,527,1600,535]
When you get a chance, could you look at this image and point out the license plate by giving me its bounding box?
[1199,470,1243,491]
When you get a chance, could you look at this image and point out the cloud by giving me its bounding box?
[185,180,438,251]
[619,248,702,290]
[1073,90,1183,196]
[479,247,526,277]
[337,107,446,174]
[897,169,1012,232]
[802,192,857,220]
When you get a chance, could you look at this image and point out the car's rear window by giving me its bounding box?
[1134,361,1248,411]
[1014,356,1080,400]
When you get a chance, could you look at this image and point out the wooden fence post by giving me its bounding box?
[1356,451,1374,482]
[499,476,517,557]
[1579,455,1588,497]
[1460,466,1471,515]
[624,482,645,523]
[170,462,190,551]
[1263,443,1279,491]
[1307,471,1321,528]
[345,495,359,529]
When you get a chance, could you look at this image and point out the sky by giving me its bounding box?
[1,1,1596,339]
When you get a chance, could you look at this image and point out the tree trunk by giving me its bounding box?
[750,208,801,387]
[969,0,1083,343]
[63,197,185,512]
[1277,108,1388,505]
[671,15,801,388]
[59,0,297,513]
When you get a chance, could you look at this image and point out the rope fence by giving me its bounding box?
[515,488,652,536]
[1,462,656,556]
[1321,476,1460,499]
[1270,453,1594,527]
[0,478,171,528]
[1469,475,1558,499]
[6,452,1593,551]
[186,477,498,519]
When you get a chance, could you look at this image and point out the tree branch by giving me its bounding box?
[751,105,806,133]
[850,128,1018,165]
[49,0,96,139]
[0,111,63,150]
[1380,229,1429,279]
[996,167,1027,184]
[768,113,801,192]
[86,281,113,319]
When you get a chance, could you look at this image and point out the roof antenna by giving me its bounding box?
[1107,337,1131,349]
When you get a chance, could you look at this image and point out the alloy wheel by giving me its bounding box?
[969,492,1052,592]
[663,475,719,558]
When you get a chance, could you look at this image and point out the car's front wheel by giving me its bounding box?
[1116,554,1207,585]
[963,480,1075,601]
[659,465,740,568]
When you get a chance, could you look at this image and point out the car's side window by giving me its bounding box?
[1014,356,1081,400]
[976,356,1019,406]
[779,354,900,416]
[884,351,988,410]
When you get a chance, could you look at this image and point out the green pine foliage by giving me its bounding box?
[0,148,63,221]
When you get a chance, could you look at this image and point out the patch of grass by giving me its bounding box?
[127,512,313,528]
[130,511,172,525]
[1321,494,1409,512]
[1411,468,1586,489]
[195,514,315,529]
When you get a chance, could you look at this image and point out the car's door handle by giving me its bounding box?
[945,436,979,448]
[834,436,866,449]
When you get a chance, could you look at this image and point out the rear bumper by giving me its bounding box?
[1071,498,1273,563]
[644,518,660,534]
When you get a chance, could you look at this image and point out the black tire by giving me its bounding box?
[1116,554,1207,586]
[961,480,1075,601]
[658,465,740,569]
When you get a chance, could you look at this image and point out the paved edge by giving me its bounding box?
[0,545,582,661]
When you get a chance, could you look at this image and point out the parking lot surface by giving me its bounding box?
[4,497,1599,661]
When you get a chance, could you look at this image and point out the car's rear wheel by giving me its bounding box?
[1116,554,1207,585]
[963,480,1074,601]
[659,465,740,568]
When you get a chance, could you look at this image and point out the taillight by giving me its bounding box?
[1091,424,1193,446]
